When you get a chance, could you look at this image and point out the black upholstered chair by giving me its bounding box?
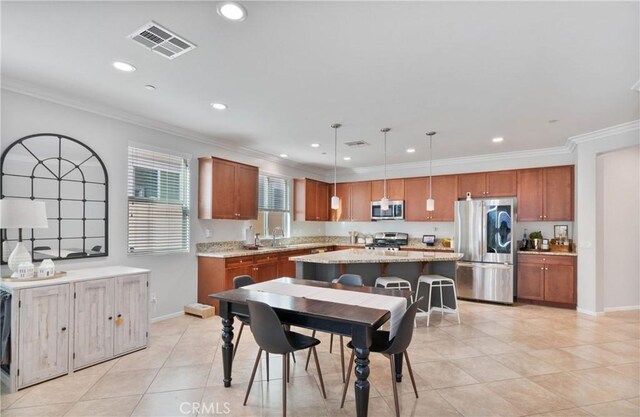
[340,298,422,417]
[305,273,364,382]
[232,275,255,360]
[244,300,326,416]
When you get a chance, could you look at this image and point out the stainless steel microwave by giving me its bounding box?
[371,200,404,220]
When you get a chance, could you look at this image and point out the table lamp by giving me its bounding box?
[0,199,48,277]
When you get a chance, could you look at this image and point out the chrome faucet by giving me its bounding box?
[271,226,284,247]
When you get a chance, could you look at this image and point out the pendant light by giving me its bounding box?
[380,128,391,210]
[426,131,436,211]
[330,123,342,210]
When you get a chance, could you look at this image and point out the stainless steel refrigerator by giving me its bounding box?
[454,198,516,304]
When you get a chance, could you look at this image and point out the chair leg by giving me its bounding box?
[404,350,419,399]
[243,348,262,406]
[389,355,400,417]
[329,333,334,353]
[282,354,287,417]
[266,351,270,381]
[340,335,345,383]
[453,285,461,324]
[340,349,355,408]
[312,346,327,399]
[286,353,290,383]
[305,330,316,371]
[233,322,244,360]
[439,283,445,318]
[427,285,433,327]
[291,351,296,363]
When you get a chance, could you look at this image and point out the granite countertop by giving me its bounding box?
[196,243,356,258]
[518,250,577,257]
[289,249,464,264]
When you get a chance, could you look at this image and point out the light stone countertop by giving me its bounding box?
[289,249,464,264]
[0,266,150,291]
[518,250,577,257]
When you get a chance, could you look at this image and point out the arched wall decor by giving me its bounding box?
[1,133,108,263]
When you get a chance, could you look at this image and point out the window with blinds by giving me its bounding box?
[127,146,190,254]
[253,174,291,237]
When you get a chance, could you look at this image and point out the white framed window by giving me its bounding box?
[127,146,190,254]
[252,174,291,237]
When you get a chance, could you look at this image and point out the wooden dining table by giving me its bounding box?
[209,277,412,417]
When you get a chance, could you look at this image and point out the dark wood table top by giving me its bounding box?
[210,277,411,328]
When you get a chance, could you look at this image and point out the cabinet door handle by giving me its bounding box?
[117,314,122,318]
[61,327,67,331]
[540,267,544,270]
[545,267,548,271]
[108,316,113,320]
[539,215,543,219]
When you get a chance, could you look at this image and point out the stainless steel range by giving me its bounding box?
[364,232,409,252]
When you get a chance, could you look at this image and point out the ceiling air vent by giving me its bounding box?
[344,140,370,148]
[128,21,196,60]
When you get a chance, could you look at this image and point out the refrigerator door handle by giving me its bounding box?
[457,262,512,270]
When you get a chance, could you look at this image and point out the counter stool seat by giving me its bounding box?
[375,276,412,292]
[416,275,460,326]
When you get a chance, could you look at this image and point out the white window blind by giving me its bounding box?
[258,175,289,212]
[127,146,190,254]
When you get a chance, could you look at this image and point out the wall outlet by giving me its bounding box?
[150,293,157,304]
[204,228,212,238]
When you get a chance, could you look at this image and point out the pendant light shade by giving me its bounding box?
[380,127,391,211]
[426,131,436,212]
[331,123,342,210]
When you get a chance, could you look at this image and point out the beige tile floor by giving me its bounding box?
[1,301,638,417]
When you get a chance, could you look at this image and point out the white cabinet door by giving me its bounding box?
[18,284,69,388]
[114,274,148,355]
[74,278,115,369]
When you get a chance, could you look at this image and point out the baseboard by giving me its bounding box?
[150,311,184,323]
[576,307,605,316]
[604,305,640,312]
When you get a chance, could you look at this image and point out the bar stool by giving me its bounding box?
[416,275,461,326]
[375,277,412,298]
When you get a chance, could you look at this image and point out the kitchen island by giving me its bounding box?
[290,249,463,288]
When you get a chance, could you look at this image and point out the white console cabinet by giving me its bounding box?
[0,266,149,392]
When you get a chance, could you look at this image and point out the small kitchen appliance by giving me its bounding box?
[371,200,404,220]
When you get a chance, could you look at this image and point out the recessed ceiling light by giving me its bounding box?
[311,143,320,148]
[144,85,156,91]
[113,61,136,72]
[492,137,504,143]
[548,119,558,124]
[211,103,227,110]
[343,156,351,161]
[406,148,416,153]
[280,153,288,158]
[217,2,247,21]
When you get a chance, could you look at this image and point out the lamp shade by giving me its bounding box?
[0,199,48,229]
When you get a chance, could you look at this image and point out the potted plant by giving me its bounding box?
[529,231,543,250]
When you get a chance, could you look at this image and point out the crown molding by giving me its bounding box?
[567,120,640,145]
[334,144,573,176]
[1,77,326,178]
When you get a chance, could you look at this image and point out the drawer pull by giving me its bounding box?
[61,327,67,332]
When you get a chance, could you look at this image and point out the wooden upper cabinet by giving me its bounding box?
[350,181,372,221]
[458,171,516,199]
[330,182,371,222]
[294,178,330,221]
[457,173,487,199]
[371,179,404,201]
[486,170,517,197]
[517,166,574,221]
[404,177,429,221]
[428,175,458,221]
[332,183,351,221]
[543,166,574,221]
[198,157,259,220]
[517,168,544,221]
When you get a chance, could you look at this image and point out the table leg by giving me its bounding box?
[221,315,235,387]
[394,352,403,382]
[354,347,371,417]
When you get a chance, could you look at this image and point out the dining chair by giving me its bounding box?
[305,273,363,382]
[244,299,327,416]
[340,297,422,417]
[232,275,255,359]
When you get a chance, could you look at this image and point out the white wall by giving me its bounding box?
[0,90,323,318]
[574,123,640,314]
[597,146,640,311]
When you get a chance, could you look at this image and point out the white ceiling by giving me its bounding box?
[2,1,638,171]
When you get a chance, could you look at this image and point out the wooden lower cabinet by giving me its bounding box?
[113,274,148,355]
[517,254,576,307]
[74,279,114,369]
[18,284,70,388]
[198,248,318,312]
